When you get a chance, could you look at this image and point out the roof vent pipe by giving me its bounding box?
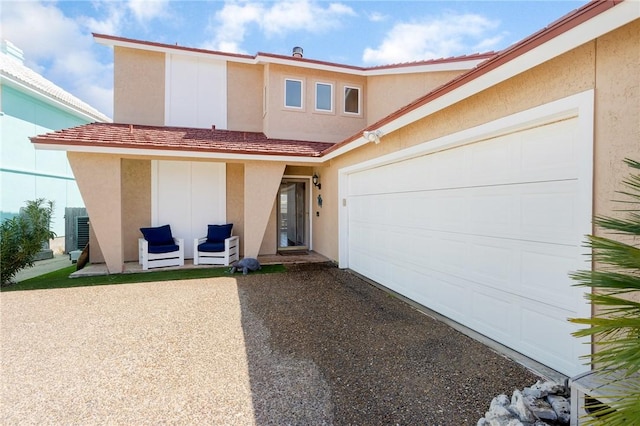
[292,46,303,58]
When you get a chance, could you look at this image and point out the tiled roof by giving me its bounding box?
[31,123,334,157]
[0,52,111,123]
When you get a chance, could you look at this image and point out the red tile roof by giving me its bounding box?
[31,123,334,157]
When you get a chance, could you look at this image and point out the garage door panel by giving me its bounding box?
[520,244,584,308]
[471,289,516,342]
[520,182,579,245]
[520,120,578,181]
[467,240,516,287]
[519,303,581,374]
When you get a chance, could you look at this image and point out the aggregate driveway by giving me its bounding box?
[1,263,540,425]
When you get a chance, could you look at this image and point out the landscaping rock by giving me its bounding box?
[478,381,571,426]
[546,395,571,424]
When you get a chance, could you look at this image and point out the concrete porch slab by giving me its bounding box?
[70,251,332,278]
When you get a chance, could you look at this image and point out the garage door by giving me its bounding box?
[341,102,593,376]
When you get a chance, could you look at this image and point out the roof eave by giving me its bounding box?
[95,33,493,76]
[31,140,326,163]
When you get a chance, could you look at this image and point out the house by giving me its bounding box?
[31,0,639,377]
[0,40,110,249]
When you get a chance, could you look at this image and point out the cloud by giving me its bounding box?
[205,0,355,53]
[367,11,388,23]
[362,12,502,64]
[128,0,170,23]
[78,2,127,36]
[1,1,114,117]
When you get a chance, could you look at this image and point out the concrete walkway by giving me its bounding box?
[12,254,73,282]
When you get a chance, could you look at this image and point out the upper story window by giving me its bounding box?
[315,82,333,112]
[344,85,360,115]
[285,78,303,109]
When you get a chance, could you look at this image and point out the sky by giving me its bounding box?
[1,0,588,119]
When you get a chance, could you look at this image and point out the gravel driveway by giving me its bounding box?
[1,263,540,425]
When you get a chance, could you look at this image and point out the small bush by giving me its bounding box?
[0,199,56,286]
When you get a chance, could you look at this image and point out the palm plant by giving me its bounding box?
[570,159,640,425]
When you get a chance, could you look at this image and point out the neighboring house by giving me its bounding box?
[32,0,639,378]
[0,40,110,248]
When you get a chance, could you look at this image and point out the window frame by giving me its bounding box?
[284,78,304,109]
[314,81,334,113]
[343,85,361,115]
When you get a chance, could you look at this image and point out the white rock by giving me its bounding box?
[510,389,536,423]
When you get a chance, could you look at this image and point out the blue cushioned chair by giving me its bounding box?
[138,224,184,270]
[193,223,239,266]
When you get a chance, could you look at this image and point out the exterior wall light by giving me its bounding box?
[363,129,384,144]
[312,173,321,190]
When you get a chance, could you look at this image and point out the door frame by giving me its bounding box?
[277,175,313,252]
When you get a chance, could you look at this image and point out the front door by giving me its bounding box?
[277,181,308,251]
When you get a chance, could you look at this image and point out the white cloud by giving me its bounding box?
[127,0,170,23]
[367,11,388,23]
[205,0,355,53]
[78,2,127,35]
[1,1,114,118]
[203,2,263,53]
[362,12,502,65]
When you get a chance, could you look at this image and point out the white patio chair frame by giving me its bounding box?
[193,235,239,266]
[138,237,185,270]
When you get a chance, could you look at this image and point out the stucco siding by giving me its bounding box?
[593,20,640,304]
[68,152,123,272]
[227,63,263,132]
[366,70,466,125]
[227,163,245,255]
[264,64,366,143]
[121,159,151,262]
[114,47,165,125]
[259,200,278,255]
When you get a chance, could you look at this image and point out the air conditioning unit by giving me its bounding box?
[76,216,90,251]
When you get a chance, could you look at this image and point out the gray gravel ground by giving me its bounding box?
[1,263,540,425]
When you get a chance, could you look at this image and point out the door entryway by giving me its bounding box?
[277,180,308,251]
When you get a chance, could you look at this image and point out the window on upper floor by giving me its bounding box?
[315,82,333,112]
[344,85,360,115]
[285,78,303,109]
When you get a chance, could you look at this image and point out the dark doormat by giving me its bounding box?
[277,250,309,256]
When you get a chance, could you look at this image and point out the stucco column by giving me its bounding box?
[68,152,124,273]
[244,161,286,258]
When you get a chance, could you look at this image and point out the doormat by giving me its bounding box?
[278,250,309,256]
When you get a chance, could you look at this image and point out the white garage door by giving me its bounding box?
[341,96,593,376]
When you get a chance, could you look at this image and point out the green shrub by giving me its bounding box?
[570,159,640,425]
[0,199,56,286]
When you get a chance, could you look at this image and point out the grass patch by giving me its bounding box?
[2,264,287,292]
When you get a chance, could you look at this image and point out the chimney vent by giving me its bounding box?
[292,46,303,58]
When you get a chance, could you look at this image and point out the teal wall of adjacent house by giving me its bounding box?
[1,85,88,238]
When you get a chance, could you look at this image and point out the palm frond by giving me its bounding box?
[570,158,640,425]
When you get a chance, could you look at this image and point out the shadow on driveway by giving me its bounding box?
[237,263,540,425]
